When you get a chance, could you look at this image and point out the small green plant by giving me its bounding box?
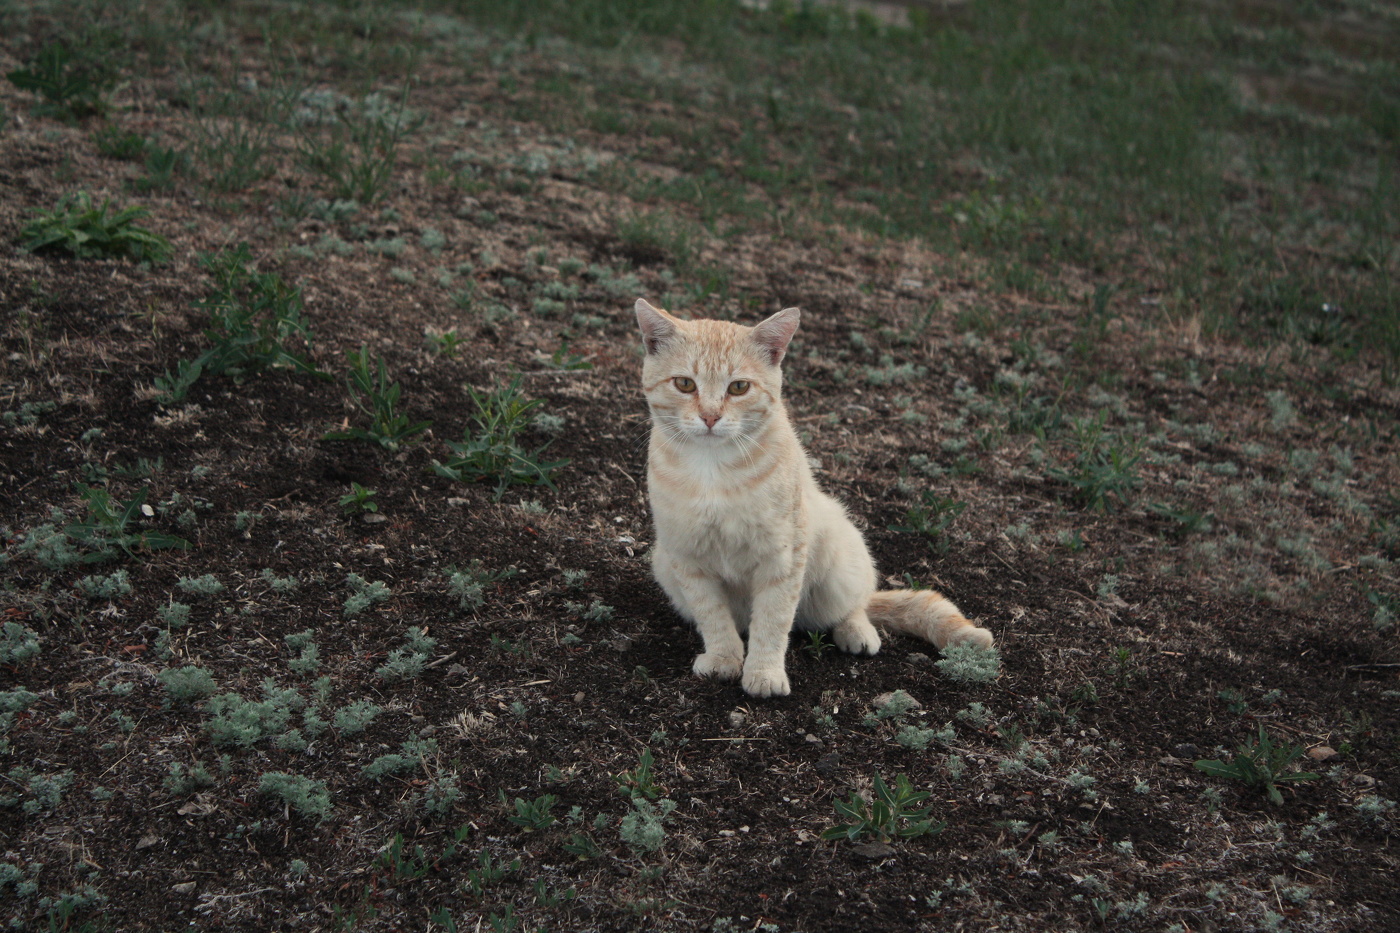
[894,724,945,751]
[202,688,299,749]
[562,832,602,859]
[804,630,834,658]
[133,144,190,192]
[531,878,577,908]
[376,833,430,881]
[159,666,218,705]
[153,358,204,405]
[431,375,569,499]
[6,766,75,815]
[539,337,593,371]
[464,849,520,897]
[157,600,192,629]
[1148,502,1213,536]
[375,627,437,681]
[865,690,919,728]
[163,760,217,796]
[1217,688,1249,716]
[429,330,465,358]
[565,598,615,622]
[185,74,289,192]
[0,623,41,664]
[1048,415,1141,512]
[333,700,382,736]
[6,42,115,120]
[344,573,392,618]
[62,484,191,561]
[614,747,661,800]
[417,767,462,818]
[507,794,558,831]
[447,561,516,611]
[1356,795,1396,826]
[363,753,416,782]
[935,641,1002,684]
[1367,589,1397,631]
[323,347,432,451]
[890,492,966,553]
[822,772,944,843]
[94,127,148,160]
[258,771,332,821]
[76,568,131,600]
[178,574,225,598]
[619,797,677,855]
[193,245,328,382]
[956,701,994,729]
[1194,727,1320,806]
[285,631,321,675]
[19,192,171,263]
[339,483,380,515]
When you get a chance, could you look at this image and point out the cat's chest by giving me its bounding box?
[649,457,801,559]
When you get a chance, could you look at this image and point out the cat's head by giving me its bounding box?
[635,298,799,444]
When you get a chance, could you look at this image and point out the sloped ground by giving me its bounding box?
[1,3,1397,932]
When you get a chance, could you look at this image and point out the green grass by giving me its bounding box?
[451,0,1399,369]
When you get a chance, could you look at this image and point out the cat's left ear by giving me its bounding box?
[752,307,800,367]
[636,298,679,355]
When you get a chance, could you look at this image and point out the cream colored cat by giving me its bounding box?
[635,298,993,698]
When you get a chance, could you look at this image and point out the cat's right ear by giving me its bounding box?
[635,298,678,355]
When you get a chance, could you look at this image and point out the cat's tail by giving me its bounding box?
[866,589,993,650]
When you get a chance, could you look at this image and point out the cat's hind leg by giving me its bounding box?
[796,503,881,657]
[829,607,881,657]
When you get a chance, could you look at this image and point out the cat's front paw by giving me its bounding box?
[693,651,743,681]
[741,664,791,698]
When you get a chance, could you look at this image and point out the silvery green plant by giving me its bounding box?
[619,797,677,855]
[258,771,331,821]
[936,641,1002,684]
[375,628,437,681]
[159,666,218,705]
[344,573,391,617]
[0,623,40,664]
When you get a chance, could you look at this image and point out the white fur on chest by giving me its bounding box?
[649,449,803,586]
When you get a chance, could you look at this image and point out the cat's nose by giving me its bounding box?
[700,412,721,429]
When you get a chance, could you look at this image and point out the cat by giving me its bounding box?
[635,298,993,698]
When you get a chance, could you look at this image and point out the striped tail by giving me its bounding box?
[866,589,993,650]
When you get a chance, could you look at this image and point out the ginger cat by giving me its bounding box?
[635,298,993,698]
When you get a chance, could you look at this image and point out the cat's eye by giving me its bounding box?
[727,380,750,396]
[673,376,696,393]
